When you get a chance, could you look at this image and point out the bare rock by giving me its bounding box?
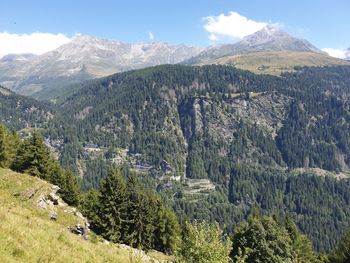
[48,192,59,205]
[14,187,41,200]
[51,185,60,194]
[36,194,48,209]
[70,223,90,240]
[50,211,58,221]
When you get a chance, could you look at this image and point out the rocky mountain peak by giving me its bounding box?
[238,25,321,53]
[184,25,323,65]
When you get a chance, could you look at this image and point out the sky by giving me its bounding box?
[0,0,349,58]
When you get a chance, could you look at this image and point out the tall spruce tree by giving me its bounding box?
[284,217,319,263]
[125,173,158,250]
[0,125,20,168]
[0,125,6,167]
[11,131,55,180]
[60,170,80,206]
[97,169,128,242]
[328,231,350,263]
[154,207,181,254]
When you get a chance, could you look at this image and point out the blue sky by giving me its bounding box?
[0,0,349,57]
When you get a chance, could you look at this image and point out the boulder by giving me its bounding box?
[51,185,60,194]
[70,223,90,240]
[50,211,58,221]
[48,192,59,205]
[14,187,41,200]
[36,194,48,209]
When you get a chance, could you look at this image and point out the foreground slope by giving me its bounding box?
[0,169,168,263]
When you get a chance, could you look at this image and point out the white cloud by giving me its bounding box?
[322,48,347,59]
[0,32,71,58]
[148,31,154,40]
[203,11,268,42]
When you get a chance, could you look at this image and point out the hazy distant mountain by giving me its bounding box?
[0,35,203,98]
[0,53,37,63]
[346,48,350,60]
[185,25,323,64]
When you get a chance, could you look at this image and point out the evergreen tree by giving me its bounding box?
[60,170,80,206]
[231,214,293,263]
[154,207,181,254]
[0,125,7,167]
[97,169,128,242]
[0,125,21,168]
[328,231,350,263]
[80,190,100,228]
[125,173,158,250]
[11,131,54,180]
[284,217,319,263]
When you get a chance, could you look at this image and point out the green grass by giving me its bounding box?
[0,169,171,262]
[207,51,350,75]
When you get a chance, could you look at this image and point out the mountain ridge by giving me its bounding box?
[0,35,203,97]
[184,25,324,64]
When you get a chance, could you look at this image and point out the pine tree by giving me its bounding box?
[0,125,7,167]
[60,170,80,206]
[284,217,319,263]
[125,173,157,250]
[11,131,55,180]
[80,190,100,228]
[328,231,350,263]
[97,169,128,242]
[6,130,21,167]
[154,207,181,254]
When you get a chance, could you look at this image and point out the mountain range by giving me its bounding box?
[0,35,202,97]
[0,25,349,100]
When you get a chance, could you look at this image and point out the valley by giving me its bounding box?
[1,7,350,261]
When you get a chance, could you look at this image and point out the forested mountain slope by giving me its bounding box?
[51,64,350,175]
[42,64,350,251]
[0,85,54,130]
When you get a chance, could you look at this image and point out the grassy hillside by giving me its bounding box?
[0,169,170,263]
[205,51,350,75]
